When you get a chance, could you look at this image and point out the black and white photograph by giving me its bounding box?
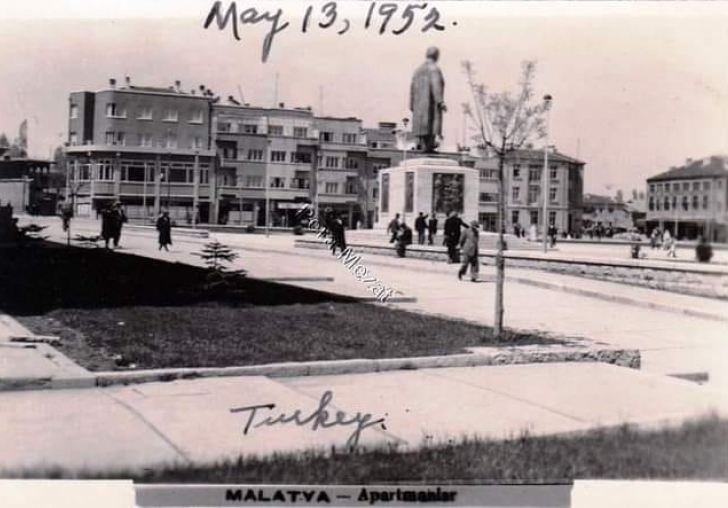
[0,1,727,505]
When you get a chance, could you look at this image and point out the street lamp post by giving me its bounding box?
[265,138,272,237]
[402,117,409,162]
[542,94,553,254]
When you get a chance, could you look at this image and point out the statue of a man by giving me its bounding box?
[409,46,446,153]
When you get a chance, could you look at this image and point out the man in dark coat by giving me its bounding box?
[395,222,413,258]
[100,205,115,249]
[328,213,346,255]
[156,211,173,251]
[414,212,427,245]
[111,202,126,248]
[443,211,467,263]
[427,215,438,245]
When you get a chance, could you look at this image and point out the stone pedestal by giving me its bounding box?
[376,157,479,228]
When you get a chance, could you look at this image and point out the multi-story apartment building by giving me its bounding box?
[646,156,728,241]
[501,149,585,236]
[65,78,217,222]
[63,79,585,232]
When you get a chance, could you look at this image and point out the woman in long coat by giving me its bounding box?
[156,212,173,251]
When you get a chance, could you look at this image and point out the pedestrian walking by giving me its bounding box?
[415,212,427,245]
[100,205,115,249]
[666,234,677,258]
[328,213,347,255]
[548,224,558,248]
[395,222,413,258]
[427,215,438,245]
[156,211,173,251]
[662,228,672,251]
[388,213,401,243]
[458,220,480,282]
[696,235,713,263]
[111,202,127,249]
[444,211,466,263]
[60,201,73,232]
[650,228,660,249]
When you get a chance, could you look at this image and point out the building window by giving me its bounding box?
[549,211,556,226]
[137,133,152,147]
[656,198,661,211]
[649,184,655,193]
[70,104,78,119]
[703,181,711,191]
[682,182,689,191]
[692,181,700,191]
[291,178,310,189]
[163,109,178,122]
[138,106,153,120]
[528,186,539,204]
[692,195,699,209]
[325,182,338,194]
[319,131,333,142]
[549,187,557,202]
[192,136,203,150]
[271,150,287,162]
[268,125,284,136]
[673,183,680,192]
[293,152,312,164]
[530,210,539,225]
[270,177,285,188]
[703,195,710,210]
[682,195,689,211]
[325,156,339,168]
[511,210,519,225]
[549,166,558,180]
[648,197,654,211]
[247,149,264,161]
[106,103,125,118]
[293,127,308,138]
[97,160,114,181]
[69,132,78,146]
[165,133,177,149]
[346,157,359,169]
[342,133,358,144]
[664,197,670,211]
[513,165,521,179]
[189,109,203,124]
[512,187,520,201]
[346,177,357,194]
[104,131,124,145]
[199,169,209,184]
[479,192,496,203]
[672,195,677,210]
[243,124,258,134]
[245,175,263,187]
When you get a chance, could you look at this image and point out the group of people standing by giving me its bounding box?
[387,211,481,282]
[649,227,678,258]
[100,202,127,249]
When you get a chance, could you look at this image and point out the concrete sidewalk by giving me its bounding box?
[1,362,726,473]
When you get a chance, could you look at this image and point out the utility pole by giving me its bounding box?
[542,95,553,254]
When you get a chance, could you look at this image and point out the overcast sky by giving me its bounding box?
[1,1,728,195]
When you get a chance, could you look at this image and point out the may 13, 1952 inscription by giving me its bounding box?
[203,1,456,62]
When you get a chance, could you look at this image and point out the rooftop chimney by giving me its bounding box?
[686,157,693,165]
[109,78,116,89]
[175,80,181,92]
[125,76,131,87]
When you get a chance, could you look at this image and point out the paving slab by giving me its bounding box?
[0,387,182,472]
[105,375,400,463]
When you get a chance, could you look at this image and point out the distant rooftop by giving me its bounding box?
[648,155,728,182]
[509,148,585,165]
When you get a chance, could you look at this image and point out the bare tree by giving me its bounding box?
[462,60,549,337]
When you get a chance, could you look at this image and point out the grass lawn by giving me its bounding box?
[3,244,562,370]
[8,416,728,482]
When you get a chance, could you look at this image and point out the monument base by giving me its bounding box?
[376,157,479,229]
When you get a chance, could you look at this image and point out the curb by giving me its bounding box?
[0,347,640,392]
[506,276,728,324]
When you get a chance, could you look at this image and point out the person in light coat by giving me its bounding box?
[458,220,480,282]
